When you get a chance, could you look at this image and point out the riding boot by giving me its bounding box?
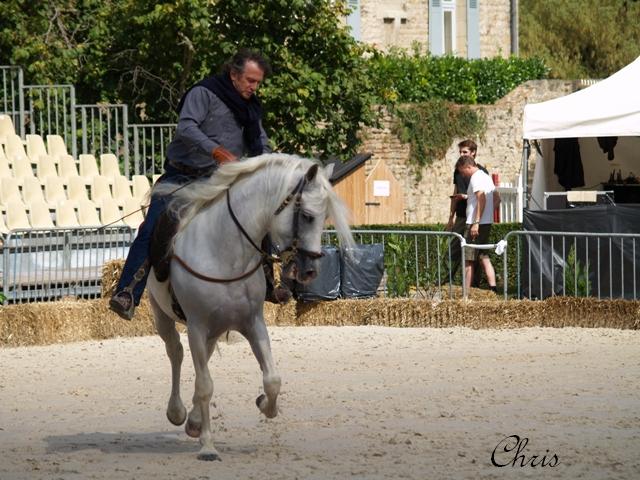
[109,260,149,320]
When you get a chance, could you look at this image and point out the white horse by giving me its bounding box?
[147,153,353,461]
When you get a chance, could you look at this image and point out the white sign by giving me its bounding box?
[373,180,390,197]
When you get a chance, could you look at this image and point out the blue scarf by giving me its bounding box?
[177,73,264,157]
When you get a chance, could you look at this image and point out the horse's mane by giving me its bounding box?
[152,153,354,248]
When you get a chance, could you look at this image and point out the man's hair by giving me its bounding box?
[457,139,477,152]
[222,48,272,77]
[455,155,477,170]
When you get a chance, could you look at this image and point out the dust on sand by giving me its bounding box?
[0,326,639,479]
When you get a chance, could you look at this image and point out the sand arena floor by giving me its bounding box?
[0,326,639,479]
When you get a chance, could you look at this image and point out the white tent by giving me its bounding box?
[521,56,640,210]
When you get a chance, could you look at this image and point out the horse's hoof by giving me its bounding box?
[167,405,187,426]
[197,452,221,462]
[256,394,266,409]
[185,418,201,438]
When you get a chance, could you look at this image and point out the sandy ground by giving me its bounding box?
[0,326,639,480]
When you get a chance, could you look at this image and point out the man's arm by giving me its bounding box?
[470,191,486,239]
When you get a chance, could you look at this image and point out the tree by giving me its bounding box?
[520,0,640,79]
[0,0,377,160]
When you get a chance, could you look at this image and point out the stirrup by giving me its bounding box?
[109,291,135,320]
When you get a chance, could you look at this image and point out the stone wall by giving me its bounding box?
[359,80,576,224]
[479,0,512,57]
[357,0,512,57]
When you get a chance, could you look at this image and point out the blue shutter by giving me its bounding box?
[429,0,444,55]
[346,0,361,41]
[467,0,480,58]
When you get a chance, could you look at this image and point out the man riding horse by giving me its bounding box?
[109,48,286,320]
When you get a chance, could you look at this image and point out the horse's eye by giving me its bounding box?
[302,213,314,223]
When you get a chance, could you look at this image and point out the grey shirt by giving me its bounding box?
[167,86,271,170]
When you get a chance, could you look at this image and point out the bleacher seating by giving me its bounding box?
[28,200,55,229]
[55,200,80,228]
[0,114,16,145]
[6,200,30,230]
[0,123,153,233]
[26,134,48,163]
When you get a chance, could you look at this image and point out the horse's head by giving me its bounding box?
[269,162,336,285]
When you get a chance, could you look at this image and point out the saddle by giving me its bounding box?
[149,211,186,319]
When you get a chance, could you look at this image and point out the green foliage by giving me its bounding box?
[0,0,377,160]
[366,46,549,105]
[520,0,640,79]
[391,99,486,175]
[211,0,378,159]
[563,245,590,297]
[384,234,413,297]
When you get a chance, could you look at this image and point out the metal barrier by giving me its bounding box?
[322,229,467,299]
[77,104,130,168]
[502,231,640,300]
[23,84,78,158]
[0,66,24,137]
[129,123,176,177]
[1,225,134,303]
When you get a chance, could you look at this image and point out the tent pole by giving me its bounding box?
[521,139,530,209]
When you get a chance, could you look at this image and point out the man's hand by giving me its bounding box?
[212,146,237,164]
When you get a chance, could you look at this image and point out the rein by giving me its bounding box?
[172,172,323,283]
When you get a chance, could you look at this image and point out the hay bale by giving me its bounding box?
[294,296,640,330]
[102,259,125,298]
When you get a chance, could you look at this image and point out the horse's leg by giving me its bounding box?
[188,326,220,461]
[243,318,281,419]
[150,294,186,426]
[184,336,218,438]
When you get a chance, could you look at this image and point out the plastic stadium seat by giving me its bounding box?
[99,199,124,226]
[99,153,121,181]
[22,177,48,206]
[26,134,49,163]
[55,200,79,228]
[0,154,11,178]
[132,174,151,201]
[4,134,28,162]
[79,153,100,181]
[6,199,31,230]
[44,176,68,206]
[59,155,80,182]
[77,198,100,226]
[28,200,55,229]
[46,134,70,157]
[67,176,92,204]
[36,155,58,184]
[0,211,9,235]
[0,115,16,145]
[122,197,145,229]
[112,175,133,207]
[11,156,36,185]
[91,175,113,204]
[0,177,23,206]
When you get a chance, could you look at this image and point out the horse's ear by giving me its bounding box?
[305,164,319,182]
[324,163,335,179]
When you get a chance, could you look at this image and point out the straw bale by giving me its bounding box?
[295,297,640,330]
[2,287,638,348]
[102,259,124,298]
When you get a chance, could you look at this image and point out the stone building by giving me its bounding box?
[346,0,516,58]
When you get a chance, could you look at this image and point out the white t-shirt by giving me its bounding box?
[466,169,495,225]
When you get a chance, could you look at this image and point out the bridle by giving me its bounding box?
[171,172,324,283]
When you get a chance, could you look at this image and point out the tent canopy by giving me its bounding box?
[523,56,640,140]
